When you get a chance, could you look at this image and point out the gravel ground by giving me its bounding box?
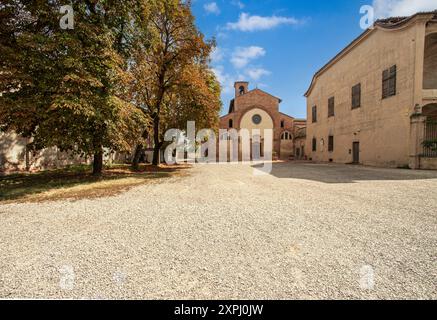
[0,162,436,299]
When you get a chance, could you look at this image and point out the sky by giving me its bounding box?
[191,0,437,118]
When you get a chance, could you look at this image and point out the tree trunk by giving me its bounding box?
[152,116,161,166]
[132,144,144,171]
[93,149,103,176]
[132,129,149,170]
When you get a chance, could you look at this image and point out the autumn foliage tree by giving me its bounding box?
[131,0,221,166]
[0,1,148,175]
[0,0,221,172]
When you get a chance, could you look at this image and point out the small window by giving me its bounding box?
[328,135,334,152]
[352,83,361,109]
[382,65,396,99]
[229,119,233,128]
[312,106,317,123]
[312,137,317,152]
[281,132,292,140]
[281,120,285,128]
[328,97,335,117]
[239,86,245,95]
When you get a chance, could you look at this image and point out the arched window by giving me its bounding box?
[239,86,245,95]
[424,33,437,89]
[229,119,233,128]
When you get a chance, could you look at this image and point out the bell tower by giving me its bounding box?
[234,81,249,98]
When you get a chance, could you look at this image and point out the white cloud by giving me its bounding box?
[231,0,245,9]
[226,13,302,32]
[373,0,437,18]
[231,46,266,69]
[204,2,221,15]
[210,46,224,64]
[211,66,233,94]
[246,68,271,80]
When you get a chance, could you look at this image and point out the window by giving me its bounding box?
[352,83,361,109]
[382,65,396,99]
[239,86,245,95]
[281,120,285,128]
[312,138,317,152]
[281,132,292,140]
[312,106,317,123]
[328,135,334,152]
[229,119,233,128]
[252,114,262,125]
[328,97,335,117]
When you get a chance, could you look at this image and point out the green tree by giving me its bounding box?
[0,1,148,175]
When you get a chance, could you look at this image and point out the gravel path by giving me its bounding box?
[0,162,436,299]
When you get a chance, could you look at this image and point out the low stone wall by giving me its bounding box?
[420,157,437,170]
[0,132,131,173]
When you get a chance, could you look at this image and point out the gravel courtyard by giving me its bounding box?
[0,162,436,299]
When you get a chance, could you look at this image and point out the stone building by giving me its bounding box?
[220,81,306,160]
[305,11,437,169]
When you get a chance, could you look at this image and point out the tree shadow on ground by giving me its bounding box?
[253,161,437,184]
[0,164,191,203]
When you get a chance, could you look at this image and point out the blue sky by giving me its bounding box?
[191,0,437,118]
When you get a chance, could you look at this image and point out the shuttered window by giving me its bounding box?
[328,97,335,117]
[328,136,334,152]
[312,106,317,123]
[352,83,361,109]
[382,65,396,99]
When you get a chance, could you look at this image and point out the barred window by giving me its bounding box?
[352,83,361,109]
[328,135,334,152]
[312,106,317,123]
[382,65,396,99]
[328,97,335,117]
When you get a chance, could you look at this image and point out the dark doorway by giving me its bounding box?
[352,142,360,164]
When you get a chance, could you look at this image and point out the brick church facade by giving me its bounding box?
[220,82,306,160]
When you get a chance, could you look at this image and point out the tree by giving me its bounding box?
[131,0,220,166]
[0,0,149,175]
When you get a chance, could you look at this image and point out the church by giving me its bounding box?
[220,81,306,160]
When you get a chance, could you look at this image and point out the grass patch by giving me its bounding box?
[0,164,190,203]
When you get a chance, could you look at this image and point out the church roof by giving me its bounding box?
[245,88,282,103]
[374,11,437,29]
